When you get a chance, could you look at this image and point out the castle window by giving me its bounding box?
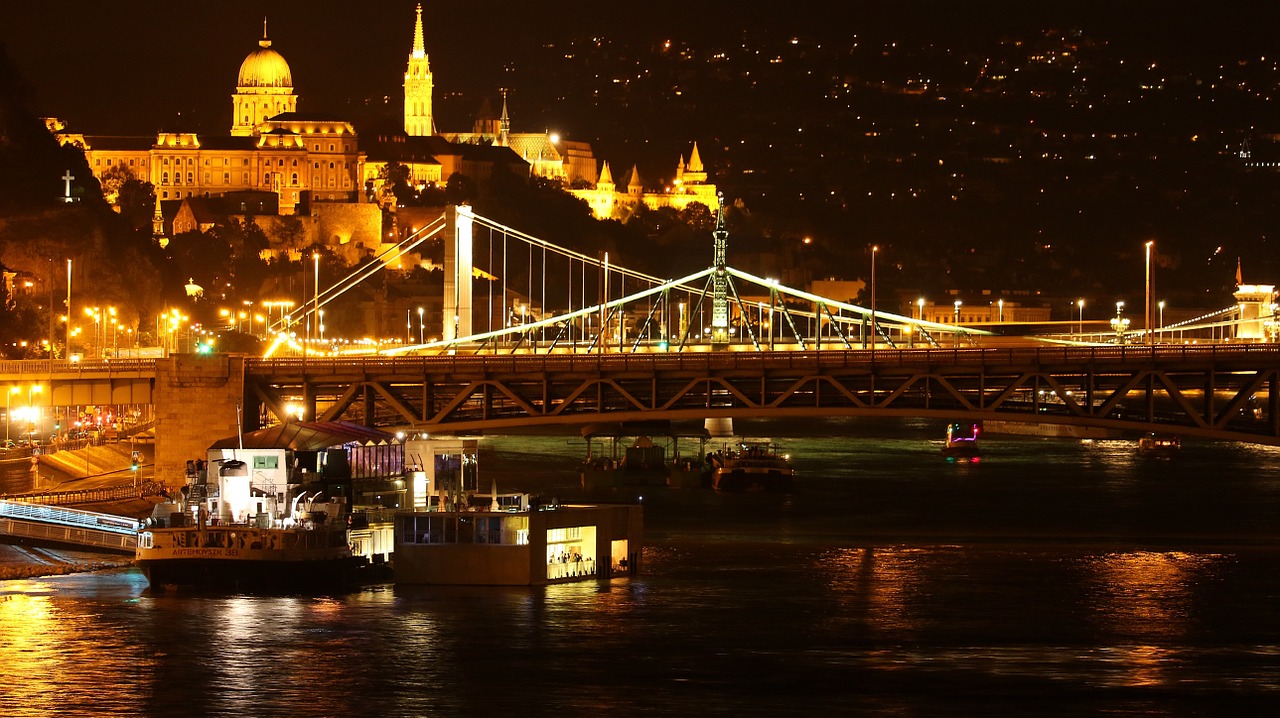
[204,159,210,166]
[188,158,193,165]
[242,172,249,183]
[329,162,335,169]
[223,159,229,166]
[106,158,112,166]
[162,172,169,184]
[328,177,335,187]
[129,159,135,167]
[187,172,193,183]
[328,144,334,152]
[291,159,297,166]
[264,173,271,184]
[223,172,230,183]
[291,173,298,186]
[162,158,169,166]
[162,191,168,199]
[313,162,320,169]
[95,159,101,166]
[243,159,249,166]
[175,191,182,199]
[203,172,210,183]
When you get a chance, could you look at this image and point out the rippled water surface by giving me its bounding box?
[3,418,1279,716]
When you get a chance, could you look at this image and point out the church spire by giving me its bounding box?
[412,3,426,59]
[688,142,704,172]
[404,3,434,136]
[499,88,510,146]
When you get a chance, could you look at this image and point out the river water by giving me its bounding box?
[2,417,1279,716]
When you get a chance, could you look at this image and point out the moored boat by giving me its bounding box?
[137,459,361,591]
[707,440,795,492]
[1138,433,1181,455]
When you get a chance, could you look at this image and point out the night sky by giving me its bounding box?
[5,1,1278,138]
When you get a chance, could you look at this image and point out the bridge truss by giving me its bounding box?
[243,344,1280,444]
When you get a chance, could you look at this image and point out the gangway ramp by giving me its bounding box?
[0,499,139,554]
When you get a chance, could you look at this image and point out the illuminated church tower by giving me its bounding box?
[404,3,435,136]
[231,21,297,137]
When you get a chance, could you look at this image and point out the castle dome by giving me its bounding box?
[237,36,292,89]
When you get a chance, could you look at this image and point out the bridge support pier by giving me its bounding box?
[154,355,245,488]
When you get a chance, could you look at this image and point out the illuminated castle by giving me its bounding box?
[570,142,719,220]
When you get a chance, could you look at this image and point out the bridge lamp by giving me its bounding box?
[997,298,1004,323]
[1158,300,1165,333]
[418,307,425,344]
[1077,299,1084,336]
[917,297,925,321]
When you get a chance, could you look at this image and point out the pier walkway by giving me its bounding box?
[0,499,140,554]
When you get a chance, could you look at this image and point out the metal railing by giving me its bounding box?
[2,480,168,511]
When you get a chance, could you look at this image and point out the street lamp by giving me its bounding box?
[28,385,41,442]
[5,386,18,444]
[953,300,962,347]
[1077,299,1084,337]
[1158,300,1165,341]
[1111,301,1129,344]
[418,306,425,344]
[917,297,925,322]
[1152,238,1162,345]
[869,245,878,350]
[997,298,1004,323]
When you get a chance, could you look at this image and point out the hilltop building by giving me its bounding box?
[570,142,719,220]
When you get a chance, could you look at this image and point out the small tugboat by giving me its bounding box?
[941,422,982,458]
[707,440,796,492]
[1137,433,1181,456]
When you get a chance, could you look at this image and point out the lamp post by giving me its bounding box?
[65,258,71,357]
[1077,299,1084,337]
[418,307,425,344]
[869,245,878,350]
[1145,240,1154,345]
[1111,301,1129,344]
[953,300,962,347]
[1158,300,1165,342]
[6,386,17,444]
[998,298,1004,323]
[28,385,41,442]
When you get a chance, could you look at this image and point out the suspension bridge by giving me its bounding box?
[266,202,991,358]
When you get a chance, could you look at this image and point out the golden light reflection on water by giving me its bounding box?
[1084,551,1224,688]
[818,546,927,637]
[0,586,83,712]
[1086,550,1216,636]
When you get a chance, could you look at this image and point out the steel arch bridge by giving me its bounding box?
[242,344,1280,445]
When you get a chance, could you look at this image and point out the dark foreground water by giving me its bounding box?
[3,417,1280,716]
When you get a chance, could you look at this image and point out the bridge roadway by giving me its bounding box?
[4,345,1279,444]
